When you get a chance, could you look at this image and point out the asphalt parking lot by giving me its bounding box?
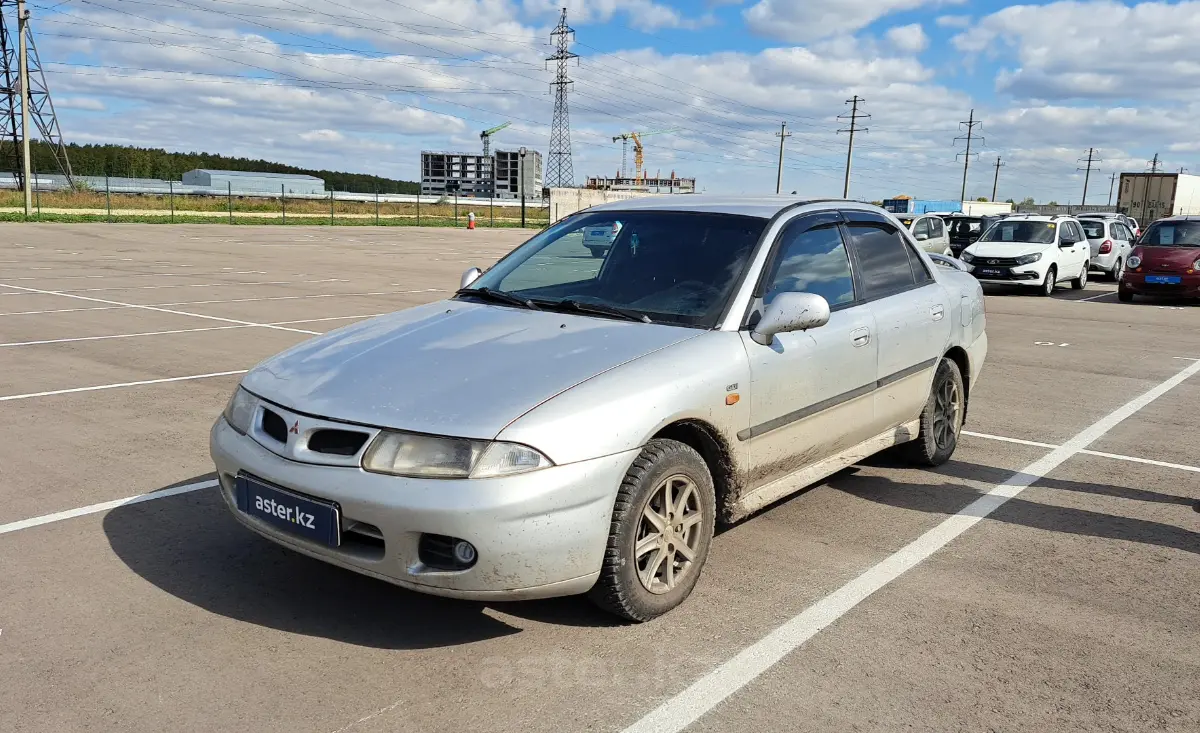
[1,224,1197,733]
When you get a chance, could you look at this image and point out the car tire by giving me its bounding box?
[1039,265,1057,297]
[588,439,716,623]
[1071,263,1088,290]
[1110,258,1124,282]
[587,246,605,258]
[1118,287,1134,303]
[898,357,965,468]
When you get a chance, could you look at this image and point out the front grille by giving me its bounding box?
[418,534,476,571]
[261,408,288,443]
[308,429,369,456]
[976,256,1024,267]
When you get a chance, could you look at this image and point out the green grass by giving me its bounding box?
[0,211,549,228]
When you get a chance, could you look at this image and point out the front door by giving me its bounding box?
[842,211,949,431]
[741,213,878,489]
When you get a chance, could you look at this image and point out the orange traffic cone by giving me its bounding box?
[467,212,476,230]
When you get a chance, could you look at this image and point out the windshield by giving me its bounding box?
[1138,221,1200,247]
[465,211,767,327]
[979,221,1057,244]
[1080,221,1105,239]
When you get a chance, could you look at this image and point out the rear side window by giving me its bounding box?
[764,223,856,307]
[846,223,918,299]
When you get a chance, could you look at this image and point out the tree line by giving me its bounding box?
[0,141,419,194]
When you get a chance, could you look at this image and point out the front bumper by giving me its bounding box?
[1120,272,1200,297]
[963,260,1047,286]
[210,417,639,600]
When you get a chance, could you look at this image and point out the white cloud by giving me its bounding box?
[299,129,346,143]
[744,0,963,43]
[55,97,105,111]
[521,0,711,31]
[935,14,971,28]
[885,23,929,53]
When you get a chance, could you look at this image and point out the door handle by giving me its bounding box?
[850,327,871,347]
[931,304,945,321]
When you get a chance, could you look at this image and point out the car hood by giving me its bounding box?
[965,241,1049,258]
[241,300,701,439]
[1134,246,1200,271]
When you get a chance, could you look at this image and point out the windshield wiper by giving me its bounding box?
[547,299,652,324]
[455,287,540,310]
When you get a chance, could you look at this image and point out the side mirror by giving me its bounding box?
[460,267,482,289]
[915,233,929,241]
[751,292,831,346]
[927,253,968,271]
[1058,237,1075,247]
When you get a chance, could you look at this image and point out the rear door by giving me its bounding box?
[1063,220,1090,276]
[843,210,950,432]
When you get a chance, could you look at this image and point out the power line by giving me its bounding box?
[954,109,982,203]
[837,95,868,198]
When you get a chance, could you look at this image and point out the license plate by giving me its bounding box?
[1145,275,1182,284]
[977,268,1005,277]
[236,474,341,547]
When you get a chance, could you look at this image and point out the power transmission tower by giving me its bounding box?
[954,109,982,202]
[544,7,577,190]
[991,156,1004,202]
[1148,153,1160,173]
[0,0,72,200]
[1107,172,1117,207]
[837,96,869,198]
[774,122,790,194]
[1077,148,1101,206]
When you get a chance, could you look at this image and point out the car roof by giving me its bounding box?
[1077,212,1123,218]
[995,213,1075,222]
[582,194,873,219]
[1151,215,1200,223]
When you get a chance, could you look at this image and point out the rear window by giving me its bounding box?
[949,219,982,236]
[1139,221,1200,247]
[980,221,1057,244]
[1080,221,1105,239]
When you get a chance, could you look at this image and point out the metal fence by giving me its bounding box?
[1014,203,1122,216]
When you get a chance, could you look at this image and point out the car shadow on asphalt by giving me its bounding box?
[102,478,617,650]
[830,459,1200,556]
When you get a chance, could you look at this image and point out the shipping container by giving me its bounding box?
[1117,173,1200,224]
[882,198,913,214]
[961,201,1013,216]
[911,199,962,214]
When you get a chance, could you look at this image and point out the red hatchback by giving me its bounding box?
[1119,216,1200,302]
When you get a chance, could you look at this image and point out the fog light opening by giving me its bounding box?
[453,540,477,565]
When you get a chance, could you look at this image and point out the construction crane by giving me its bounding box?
[480,121,511,158]
[612,129,677,179]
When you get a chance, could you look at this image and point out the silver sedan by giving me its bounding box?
[210,196,988,621]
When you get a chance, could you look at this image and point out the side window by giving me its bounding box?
[764,223,856,308]
[1117,223,1132,241]
[912,217,930,239]
[907,245,932,284]
[1072,222,1086,241]
[846,223,918,299]
[930,217,944,238]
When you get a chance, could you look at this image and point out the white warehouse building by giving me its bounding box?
[181,169,326,195]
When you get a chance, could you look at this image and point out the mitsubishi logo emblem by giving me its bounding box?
[289,421,299,435]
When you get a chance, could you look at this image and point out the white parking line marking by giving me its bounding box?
[0,270,265,281]
[0,283,320,336]
[0,305,128,317]
[154,289,442,307]
[621,358,1200,733]
[962,431,1057,448]
[268,313,385,326]
[0,278,345,295]
[0,480,218,536]
[0,370,248,403]
[1077,291,1118,302]
[0,325,254,348]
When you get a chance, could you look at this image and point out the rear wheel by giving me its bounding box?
[587,246,605,258]
[1071,263,1089,290]
[589,439,716,622]
[898,358,965,467]
[1039,265,1057,297]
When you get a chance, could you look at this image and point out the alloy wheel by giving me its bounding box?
[635,474,704,595]
[1114,259,1124,281]
[932,377,961,451]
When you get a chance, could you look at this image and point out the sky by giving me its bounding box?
[21,0,1200,202]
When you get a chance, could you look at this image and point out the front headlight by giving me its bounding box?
[960,251,976,264]
[222,387,256,434]
[362,431,553,479]
[1193,258,1200,271]
[1127,255,1142,269]
[1015,252,1043,265]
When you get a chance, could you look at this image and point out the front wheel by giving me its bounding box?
[1071,263,1089,290]
[1118,287,1134,303]
[588,439,716,622]
[898,358,965,467]
[1039,265,1057,297]
[1110,258,1124,282]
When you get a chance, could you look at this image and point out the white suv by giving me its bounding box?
[960,215,1092,296]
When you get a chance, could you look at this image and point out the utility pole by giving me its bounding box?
[17,0,29,215]
[1077,147,1100,206]
[774,121,790,194]
[991,156,1004,202]
[544,8,577,188]
[1107,172,1117,207]
[837,96,869,199]
[1149,153,1160,173]
[955,109,982,203]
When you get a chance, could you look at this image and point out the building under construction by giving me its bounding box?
[585,173,695,194]
[420,149,543,200]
